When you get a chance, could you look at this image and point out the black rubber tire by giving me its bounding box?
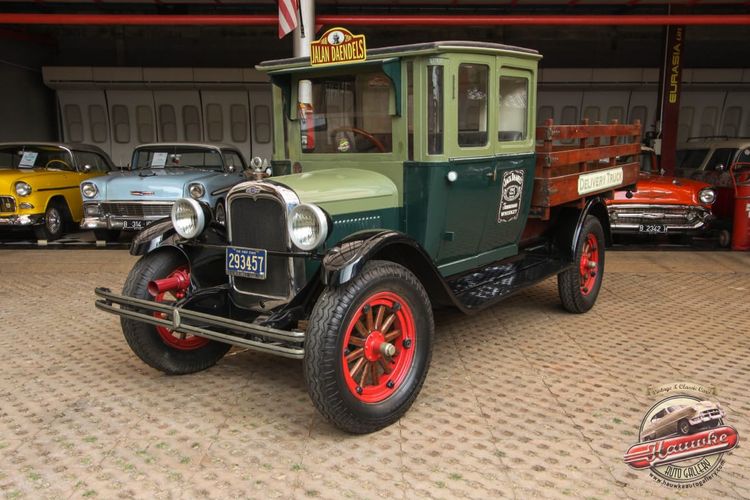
[34,202,65,241]
[557,215,605,314]
[120,251,231,375]
[304,260,434,434]
[94,229,121,242]
[678,419,692,435]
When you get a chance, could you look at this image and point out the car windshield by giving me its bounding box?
[0,145,74,171]
[132,147,224,171]
[299,70,394,154]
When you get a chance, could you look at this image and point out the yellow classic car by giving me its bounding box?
[0,143,114,240]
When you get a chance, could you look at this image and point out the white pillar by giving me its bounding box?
[293,0,315,58]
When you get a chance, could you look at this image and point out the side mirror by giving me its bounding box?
[82,164,93,173]
[227,164,236,173]
[715,164,726,172]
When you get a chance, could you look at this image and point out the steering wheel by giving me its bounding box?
[330,127,386,153]
[45,159,71,171]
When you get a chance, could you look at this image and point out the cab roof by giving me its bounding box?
[257,40,541,73]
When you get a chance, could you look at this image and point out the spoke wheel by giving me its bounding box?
[342,291,416,403]
[578,233,599,296]
[153,266,210,351]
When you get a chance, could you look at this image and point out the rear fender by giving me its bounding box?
[555,197,612,260]
[322,230,454,308]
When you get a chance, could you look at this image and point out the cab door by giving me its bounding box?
[477,64,536,254]
[436,58,497,267]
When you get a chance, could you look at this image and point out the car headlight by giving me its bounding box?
[699,188,716,205]
[84,203,101,217]
[81,182,98,199]
[15,181,31,197]
[171,198,206,239]
[188,183,205,199]
[288,203,329,251]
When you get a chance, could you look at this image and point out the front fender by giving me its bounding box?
[322,230,455,309]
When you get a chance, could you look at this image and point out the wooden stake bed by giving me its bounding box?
[531,119,642,220]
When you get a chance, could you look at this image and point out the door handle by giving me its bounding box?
[486,168,497,182]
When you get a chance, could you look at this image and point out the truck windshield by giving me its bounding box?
[0,146,74,171]
[132,147,224,170]
[301,70,393,154]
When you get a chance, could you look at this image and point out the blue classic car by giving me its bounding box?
[80,143,249,240]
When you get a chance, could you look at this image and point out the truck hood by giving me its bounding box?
[271,168,398,215]
[610,173,712,206]
[88,168,222,200]
[0,168,76,194]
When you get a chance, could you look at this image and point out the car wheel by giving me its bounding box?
[304,260,434,434]
[214,201,226,226]
[120,250,231,375]
[558,215,605,314]
[94,229,121,242]
[34,202,65,241]
[678,418,692,435]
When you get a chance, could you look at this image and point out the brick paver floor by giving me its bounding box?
[0,249,748,499]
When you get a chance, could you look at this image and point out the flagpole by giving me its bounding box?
[293,0,315,58]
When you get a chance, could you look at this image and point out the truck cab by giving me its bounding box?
[95,39,640,434]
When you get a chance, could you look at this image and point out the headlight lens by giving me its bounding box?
[81,182,98,198]
[288,203,329,251]
[171,198,206,239]
[15,181,31,197]
[699,188,716,205]
[188,183,205,199]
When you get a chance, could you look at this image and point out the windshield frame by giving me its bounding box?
[0,145,76,171]
[131,146,228,171]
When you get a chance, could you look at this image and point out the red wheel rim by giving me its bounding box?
[341,291,416,403]
[579,233,600,296]
[153,266,209,350]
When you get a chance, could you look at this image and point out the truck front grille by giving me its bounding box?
[229,195,290,300]
[101,202,173,218]
[0,196,15,213]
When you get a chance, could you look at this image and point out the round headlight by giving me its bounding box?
[15,181,31,197]
[81,182,98,198]
[188,183,205,199]
[288,204,329,251]
[171,198,206,239]
[699,188,716,205]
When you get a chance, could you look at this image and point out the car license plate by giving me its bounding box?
[123,220,146,230]
[639,224,667,234]
[226,246,267,280]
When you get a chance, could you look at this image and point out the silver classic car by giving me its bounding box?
[642,401,725,441]
[81,143,249,240]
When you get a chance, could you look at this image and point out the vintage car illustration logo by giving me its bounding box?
[624,394,739,487]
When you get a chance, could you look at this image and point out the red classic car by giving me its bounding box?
[607,147,716,239]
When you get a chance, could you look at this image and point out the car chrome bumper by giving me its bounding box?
[608,204,714,234]
[0,213,44,227]
[81,215,170,231]
[94,287,304,359]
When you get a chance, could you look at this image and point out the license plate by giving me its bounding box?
[123,220,146,230]
[226,246,267,280]
[639,224,667,234]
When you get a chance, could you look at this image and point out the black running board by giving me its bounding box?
[447,252,572,311]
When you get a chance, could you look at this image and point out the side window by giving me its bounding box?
[230,104,247,143]
[88,105,108,144]
[136,105,155,143]
[75,151,110,173]
[253,105,272,144]
[457,63,489,148]
[206,104,223,142]
[427,65,444,155]
[183,105,202,142]
[498,74,529,142]
[64,104,84,143]
[706,148,738,171]
[223,151,245,170]
[112,105,130,144]
[159,104,178,142]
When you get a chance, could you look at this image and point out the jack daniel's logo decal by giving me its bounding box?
[497,169,524,223]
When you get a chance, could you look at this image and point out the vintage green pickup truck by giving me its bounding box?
[95,40,640,433]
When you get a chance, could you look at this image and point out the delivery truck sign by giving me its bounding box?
[577,167,624,195]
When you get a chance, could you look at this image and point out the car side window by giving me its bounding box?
[498,73,530,142]
[223,151,246,171]
[706,148,738,171]
[457,64,489,148]
[75,151,111,173]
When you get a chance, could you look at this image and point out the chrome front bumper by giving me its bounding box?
[0,213,44,227]
[94,287,305,359]
[608,204,714,234]
[81,201,174,230]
